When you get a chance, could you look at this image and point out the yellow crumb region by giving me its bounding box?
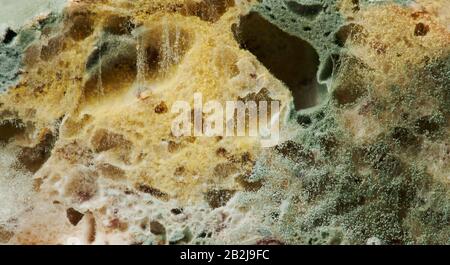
[0,0,291,203]
[2,0,447,203]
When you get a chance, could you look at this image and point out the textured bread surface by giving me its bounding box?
[0,0,448,245]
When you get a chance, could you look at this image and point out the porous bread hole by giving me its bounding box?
[154,101,168,114]
[297,114,312,127]
[216,147,228,157]
[0,119,26,143]
[204,189,236,208]
[415,116,441,135]
[338,0,361,14]
[67,11,94,41]
[40,35,65,61]
[2,28,17,44]
[234,12,326,111]
[196,230,211,239]
[174,166,185,176]
[182,0,235,23]
[285,1,323,19]
[414,23,429,37]
[17,132,57,173]
[103,15,135,35]
[351,0,360,12]
[331,55,369,107]
[171,208,183,215]
[167,140,182,153]
[64,169,98,203]
[334,23,367,47]
[136,184,169,201]
[66,208,84,226]
[85,41,109,70]
[391,127,419,148]
[150,221,166,235]
[96,163,126,180]
[84,38,137,99]
[139,219,148,230]
[90,128,132,153]
[137,24,192,80]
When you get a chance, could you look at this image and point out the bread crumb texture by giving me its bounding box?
[0,0,448,245]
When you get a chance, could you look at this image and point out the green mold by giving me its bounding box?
[251,0,343,83]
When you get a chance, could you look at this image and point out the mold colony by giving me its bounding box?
[0,0,449,245]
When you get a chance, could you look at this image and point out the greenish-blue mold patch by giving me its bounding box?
[234,1,349,113]
[234,11,328,110]
[0,44,21,93]
[0,30,33,93]
[237,84,449,244]
[0,12,62,93]
[251,0,344,82]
